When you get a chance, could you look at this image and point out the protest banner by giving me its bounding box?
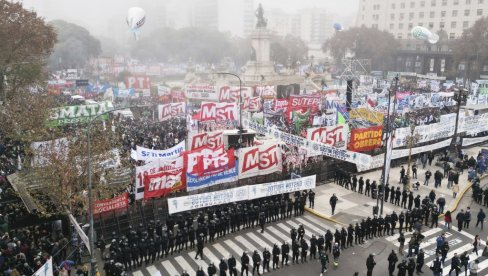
[248,175,316,200]
[186,162,239,191]
[348,126,383,152]
[287,95,320,122]
[393,121,455,148]
[135,157,184,200]
[68,214,91,253]
[185,84,218,101]
[188,131,223,151]
[238,143,282,179]
[243,118,372,166]
[125,76,151,89]
[158,102,186,121]
[273,98,289,112]
[196,148,235,176]
[254,85,276,99]
[242,97,262,112]
[218,86,253,103]
[144,169,185,199]
[136,141,185,161]
[462,136,488,147]
[30,137,69,167]
[168,186,249,214]
[33,257,53,276]
[93,193,129,214]
[168,175,316,214]
[349,108,384,125]
[199,102,238,122]
[48,101,114,126]
[306,125,348,149]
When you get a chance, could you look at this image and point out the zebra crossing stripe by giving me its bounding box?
[283,220,313,239]
[132,271,144,276]
[247,232,272,251]
[224,239,246,257]
[187,252,207,270]
[260,229,281,246]
[295,217,324,235]
[160,260,179,276]
[175,256,196,275]
[393,228,444,247]
[235,235,259,253]
[203,247,222,267]
[145,265,160,276]
[213,243,242,269]
[267,226,290,242]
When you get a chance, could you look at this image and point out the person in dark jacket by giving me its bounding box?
[272,244,280,269]
[281,241,289,266]
[300,240,308,263]
[366,254,376,276]
[252,250,261,276]
[228,255,237,276]
[219,258,228,276]
[476,209,486,229]
[262,248,270,273]
[196,267,205,276]
[456,210,465,231]
[416,249,425,274]
[387,250,398,276]
[330,194,338,215]
[308,190,315,208]
[241,251,250,276]
[208,263,217,276]
[448,253,460,276]
[195,233,204,260]
[397,260,407,276]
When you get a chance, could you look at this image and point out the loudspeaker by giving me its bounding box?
[346,80,353,112]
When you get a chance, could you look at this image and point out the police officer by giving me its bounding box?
[325,230,333,253]
[297,224,305,241]
[354,223,361,245]
[317,234,325,252]
[272,244,280,269]
[219,258,228,276]
[228,255,237,276]
[195,233,204,260]
[387,250,398,276]
[358,176,364,194]
[259,212,266,233]
[290,227,297,243]
[241,251,250,276]
[252,250,261,276]
[262,248,271,273]
[300,239,308,263]
[131,243,140,267]
[281,241,289,266]
[310,235,318,259]
[208,262,217,276]
[292,240,300,264]
[346,225,354,248]
[308,189,315,208]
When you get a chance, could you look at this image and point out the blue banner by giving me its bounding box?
[186,162,239,191]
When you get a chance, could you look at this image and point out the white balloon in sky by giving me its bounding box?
[411,26,439,44]
[127,7,146,40]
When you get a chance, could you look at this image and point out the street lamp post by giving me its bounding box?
[216,72,243,145]
[405,124,421,192]
[86,104,151,275]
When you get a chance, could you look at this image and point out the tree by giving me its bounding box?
[0,0,56,101]
[270,35,308,66]
[48,20,101,70]
[323,26,399,71]
[450,17,488,80]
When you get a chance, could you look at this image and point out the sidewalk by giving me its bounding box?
[307,145,487,226]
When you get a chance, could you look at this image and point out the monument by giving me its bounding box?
[243,4,279,84]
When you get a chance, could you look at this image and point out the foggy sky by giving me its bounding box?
[21,0,359,42]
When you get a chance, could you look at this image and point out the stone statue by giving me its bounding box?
[255,3,267,28]
[250,46,256,61]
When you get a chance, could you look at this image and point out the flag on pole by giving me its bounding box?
[337,112,346,125]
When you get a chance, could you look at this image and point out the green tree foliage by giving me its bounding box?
[450,17,488,80]
[48,20,101,70]
[131,27,251,64]
[270,35,308,66]
[0,0,56,100]
[323,26,399,71]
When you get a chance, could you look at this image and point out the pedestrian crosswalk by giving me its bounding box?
[129,214,336,275]
[386,221,488,276]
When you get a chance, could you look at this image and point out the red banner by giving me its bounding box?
[199,102,238,122]
[189,131,223,151]
[348,126,383,152]
[197,148,235,176]
[218,86,253,103]
[144,170,184,199]
[158,102,186,121]
[93,193,128,214]
[243,97,262,112]
[125,76,151,89]
[287,95,320,121]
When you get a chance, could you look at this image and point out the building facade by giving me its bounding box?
[356,0,487,40]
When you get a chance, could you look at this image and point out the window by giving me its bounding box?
[372,24,378,29]
[391,13,395,20]
[431,0,436,6]
[408,23,413,29]
[429,22,434,28]
[440,22,445,28]
[430,11,435,18]
[463,21,469,28]
[409,12,414,19]
[420,12,425,18]
[397,33,403,39]
[421,0,426,6]
[399,23,404,29]
[372,14,380,20]
[401,2,406,8]
[451,21,457,28]
[452,10,458,16]
[449,33,456,39]
[478,9,483,16]
[400,13,405,20]
[392,3,396,8]
[479,0,484,3]
[454,0,459,4]
[442,0,447,5]
[441,11,446,17]
[466,0,471,3]
[390,23,395,29]
[410,2,415,8]
[483,65,488,71]
[465,9,470,16]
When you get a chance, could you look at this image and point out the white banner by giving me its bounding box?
[158,102,186,121]
[188,131,223,151]
[68,214,91,254]
[238,142,282,179]
[135,157,184,200]
[393,121,455,148]
[168,186,249,214]
[248,175,316,200]
[243,118,372,166]
[357,138,452,172]
[459,114,488,135]
[136,141,185,161]
[33,257,53,276]
[306,125,348,149]
[218,86,253,103]
[199,102,238,122]
[30,138,69,167]
[462,136,488,147]
[168,176,315,214]
[185,84,218,101]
